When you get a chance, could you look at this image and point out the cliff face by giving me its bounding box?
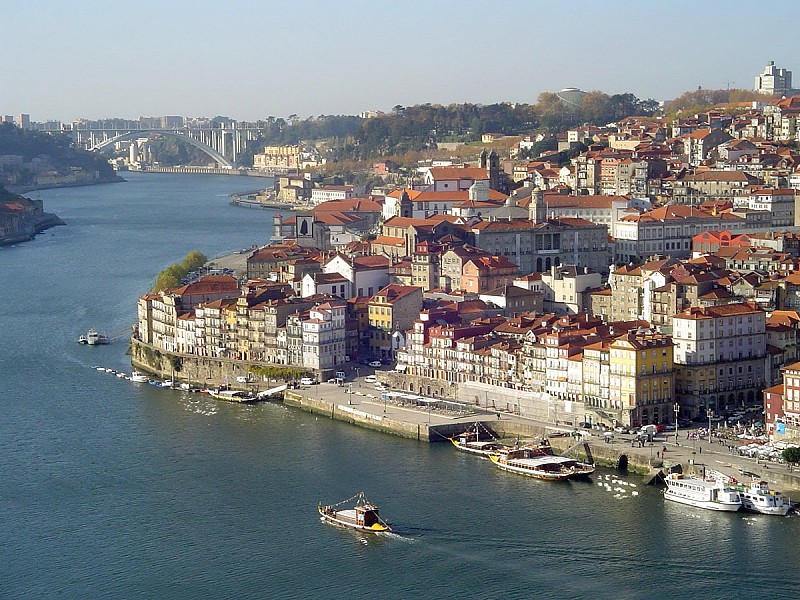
[0,189,64,246]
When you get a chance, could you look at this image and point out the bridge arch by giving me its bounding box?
[90,130,234,168]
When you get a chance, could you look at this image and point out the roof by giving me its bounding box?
[428,166,489,181]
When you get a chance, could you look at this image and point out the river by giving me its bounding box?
[1,172,798,599]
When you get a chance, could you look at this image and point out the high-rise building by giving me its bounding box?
[755,61,793,96]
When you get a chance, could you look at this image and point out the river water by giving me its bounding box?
[1,173,799,599]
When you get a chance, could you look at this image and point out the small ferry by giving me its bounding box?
[450,424,509,457]
[78,328,110,345]
[318,492,391,533]
[737,480,792,516]
[663,473,742,512]
[489,443,595,481]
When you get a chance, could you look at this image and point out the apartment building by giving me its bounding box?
[672,302,767,417]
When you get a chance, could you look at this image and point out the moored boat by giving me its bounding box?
[450,424,510,457]
[318,492,391,533]
[208,389,258,403]
[489,444,595,481]
[130,371,149,383]
[663,472,742,512]
[736,480,792,516]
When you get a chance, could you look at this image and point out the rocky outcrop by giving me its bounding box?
[0,190,64,246]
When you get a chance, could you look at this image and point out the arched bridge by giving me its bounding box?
[90,130,233,168]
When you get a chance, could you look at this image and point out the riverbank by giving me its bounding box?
[129,336,800,492]
[8,174,124,195]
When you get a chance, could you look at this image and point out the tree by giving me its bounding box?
[782,446,800,471]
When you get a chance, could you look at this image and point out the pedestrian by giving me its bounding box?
[662,445,667,455]
[656,451,661,459]
[699,447,702,454]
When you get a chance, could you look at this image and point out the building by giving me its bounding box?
[607,329,675,427]
[755,61,793,96]
[367,285,423,361]
[540,265,603,315]
[672,302,767,418]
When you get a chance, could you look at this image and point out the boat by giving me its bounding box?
[663,472,742,512]
[450,424,510,457]
[489,443,595,481]
[736,480,792,516]
[79,328,109,345]
[208,389,258,403]
[318,492,391,533]
[130,371,149,383]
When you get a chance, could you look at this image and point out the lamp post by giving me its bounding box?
[707,407,713,444]
[674,402,680,445]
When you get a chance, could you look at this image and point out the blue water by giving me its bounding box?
[1,173,799,599]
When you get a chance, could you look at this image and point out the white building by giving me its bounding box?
[540,265,603,315]
[755,61,793,96]
[746,188,796,227]
[301,301,348,370]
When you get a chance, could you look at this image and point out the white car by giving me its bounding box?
[300,377,314,385]
[364,375,377,383]
[368,361,382,368]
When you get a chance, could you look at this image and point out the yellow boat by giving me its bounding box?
[318,492,391,533]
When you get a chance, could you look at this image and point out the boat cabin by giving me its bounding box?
[355,504,382,528]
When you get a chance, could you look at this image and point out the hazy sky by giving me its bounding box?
[3,0,799,123]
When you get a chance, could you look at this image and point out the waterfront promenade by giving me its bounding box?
[284,374,800,493]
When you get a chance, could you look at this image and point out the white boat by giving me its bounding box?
[489,445,595,481]
[81,328,109,345]
[663,473,742,512]
[130,371,149,383]
[737,480,792,516]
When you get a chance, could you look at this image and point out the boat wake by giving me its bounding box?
[377,531,417,543]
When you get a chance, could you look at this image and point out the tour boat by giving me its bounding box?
[737,480,792,516]
[208,389,258,403]
[79,328,109,345]
[450,424,509,457]
[130,371,149,383]
[663,473,742,512]
[318,492,391,533]
[489,444,595,481]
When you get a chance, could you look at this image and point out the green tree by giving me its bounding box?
[782,446,800,471]
[181,250,207,272]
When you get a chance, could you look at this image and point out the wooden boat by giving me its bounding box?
[450,424,509,457]
[208,389,258,403]
[489,442,595,481]
[318,492,391,533]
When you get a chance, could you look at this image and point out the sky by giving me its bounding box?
[2,0,800,123]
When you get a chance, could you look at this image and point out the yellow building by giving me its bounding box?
[609,329,674,427]
[367,285,422,362]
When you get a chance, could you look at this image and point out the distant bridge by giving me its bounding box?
[70,126,263,168]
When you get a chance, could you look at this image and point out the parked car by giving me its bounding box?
[300,377,315,386]
[364,375,377,383]
[614,426,630,434]
[368,361,382,368]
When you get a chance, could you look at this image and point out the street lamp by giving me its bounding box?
[674,402,680,445]
[707,407,713,443]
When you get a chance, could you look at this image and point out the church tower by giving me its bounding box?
[488,149,500,190]
[399,190,413,218]
[528,187,546,224]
